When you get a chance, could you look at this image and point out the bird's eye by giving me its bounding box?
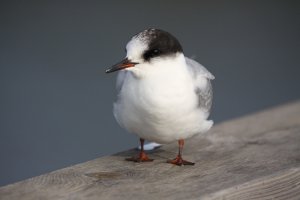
[152,49,160,55]
[143,49,161,61]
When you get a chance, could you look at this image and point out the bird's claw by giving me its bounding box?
[125,151,154,162]
[167,155,194,166]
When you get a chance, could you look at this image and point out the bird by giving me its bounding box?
[105,28,214,166]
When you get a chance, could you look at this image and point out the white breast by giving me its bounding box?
[113,54,213,143]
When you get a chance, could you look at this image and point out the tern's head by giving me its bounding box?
[105,28,183,73]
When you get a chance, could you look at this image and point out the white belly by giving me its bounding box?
[113,65,212,143]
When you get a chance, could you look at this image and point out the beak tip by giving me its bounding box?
[105,68,114,73]
[105,58,138,74]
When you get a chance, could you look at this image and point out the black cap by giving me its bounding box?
[134,29,183,61]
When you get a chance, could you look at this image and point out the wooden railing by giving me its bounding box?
[1,101,300,200]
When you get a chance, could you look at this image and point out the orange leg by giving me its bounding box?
[167,139,194,166]
[126,138,154,162]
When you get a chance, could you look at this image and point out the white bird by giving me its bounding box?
[106,28,214,166]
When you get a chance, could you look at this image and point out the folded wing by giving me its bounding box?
[185,57,215,114]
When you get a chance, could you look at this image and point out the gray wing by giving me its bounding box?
[185,57,215,114]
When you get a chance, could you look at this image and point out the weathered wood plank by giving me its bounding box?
[203,168,300,200]
[1,101,300,200]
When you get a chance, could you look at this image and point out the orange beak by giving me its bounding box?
[105,58,139,73]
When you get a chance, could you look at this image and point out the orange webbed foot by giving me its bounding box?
[167,155,194,166]
[126,151,154,162]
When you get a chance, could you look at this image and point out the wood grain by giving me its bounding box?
[203,168,300,200]
[1,101,300,200]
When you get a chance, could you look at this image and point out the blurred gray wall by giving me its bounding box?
[0,0,299,186]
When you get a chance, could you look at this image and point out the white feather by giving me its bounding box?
[113,49,214,143]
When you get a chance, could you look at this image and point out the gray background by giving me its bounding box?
[0,0,299,186]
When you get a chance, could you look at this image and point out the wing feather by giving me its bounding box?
[185,57,214,114]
